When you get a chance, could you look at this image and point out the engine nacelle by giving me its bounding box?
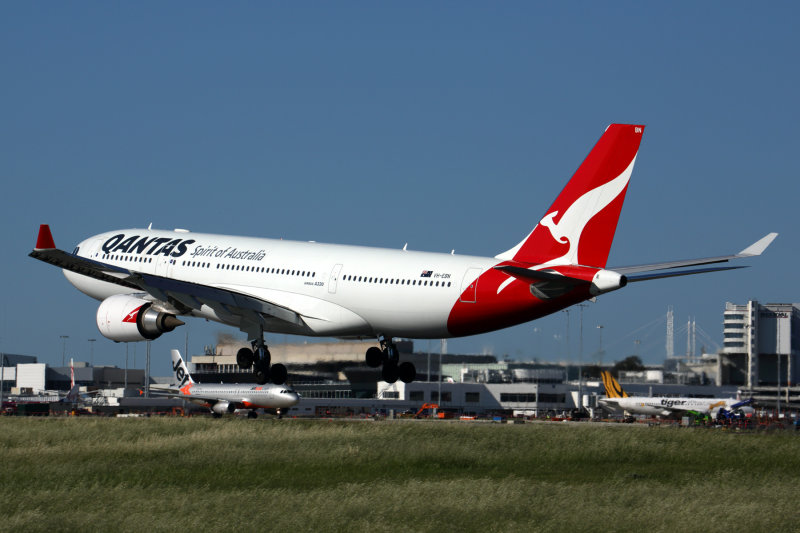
[590,269,627,296]
[211,401,237,415]
[96,294,184,342]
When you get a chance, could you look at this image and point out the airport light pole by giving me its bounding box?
[438,349,442,408]
[60,335,69,366]
[577,304,588,410]
[776,322,781,415]
[776,351,781,415]
[562,309,570,362]
[88,338,96,367]
[145,340,151,398]
[596,325,604,365]
[0,353,8,415]
[427,340,431,382]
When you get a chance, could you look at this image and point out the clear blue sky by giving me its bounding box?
[1,3,797,375]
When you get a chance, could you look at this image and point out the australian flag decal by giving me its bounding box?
[420,270,433,278]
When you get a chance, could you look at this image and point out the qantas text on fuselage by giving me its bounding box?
[30,124,777,386]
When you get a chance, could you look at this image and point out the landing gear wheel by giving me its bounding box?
[366,347,383,368]
[236,348,254,370]
[382,360,399,384]
[247,410,258,419]
[398,361,416,384]
[270,363,288,385]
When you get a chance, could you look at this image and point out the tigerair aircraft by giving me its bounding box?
[30,124,776,386]
[599,371,754,417]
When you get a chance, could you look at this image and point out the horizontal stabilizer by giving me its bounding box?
[626,265,746,282]
[611,233,777,278]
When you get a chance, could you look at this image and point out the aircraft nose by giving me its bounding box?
[280,391,300,406]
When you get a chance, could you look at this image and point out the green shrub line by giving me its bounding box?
[1,418,798,532]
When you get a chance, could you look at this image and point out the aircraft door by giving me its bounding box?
[155,256,175,279]
[460,267,482,303]
[328,264,343,294]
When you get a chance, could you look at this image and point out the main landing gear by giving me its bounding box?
[365,336,416,384]
[236,339,288,385]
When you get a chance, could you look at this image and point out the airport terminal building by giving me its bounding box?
[722,301,800,387]
[4,300,799,415]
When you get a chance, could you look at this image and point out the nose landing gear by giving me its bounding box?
[366,336,416,384]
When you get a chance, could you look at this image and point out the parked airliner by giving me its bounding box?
[150,350,299,417]
[30,124,776,385]
[599,371,754,418]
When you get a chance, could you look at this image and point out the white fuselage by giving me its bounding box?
[65,228,501,340]
[601,396,744,417]
[178,382,300,410]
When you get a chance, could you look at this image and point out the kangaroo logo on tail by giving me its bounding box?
[537,157,636,267]
[497,124,644,268]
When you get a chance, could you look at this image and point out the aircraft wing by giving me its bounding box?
[147,387,252,408]
[146,387,205,401]
[30,225,305,329]
[147,388,196,400]
[597,397,622,412]
[29,246,142,290]
[610,233,777,282]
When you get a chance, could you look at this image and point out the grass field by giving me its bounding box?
[1,418,798,532]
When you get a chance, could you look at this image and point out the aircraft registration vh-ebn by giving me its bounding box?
[30,124,777,386]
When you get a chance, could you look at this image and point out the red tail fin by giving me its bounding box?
[497,124,645,267]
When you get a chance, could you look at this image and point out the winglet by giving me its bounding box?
[35,224,56,250]
[738,233,778,257]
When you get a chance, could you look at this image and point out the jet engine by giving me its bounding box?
[211,401,237,415]
[96,294,184,342]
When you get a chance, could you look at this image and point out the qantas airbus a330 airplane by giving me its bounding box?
[30,124,776,386]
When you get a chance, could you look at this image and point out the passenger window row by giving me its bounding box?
[182,260,211,268]
[341,274,451,288]
[102,253,318,279]
[214,264,316,278]
[102,254,153,264]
